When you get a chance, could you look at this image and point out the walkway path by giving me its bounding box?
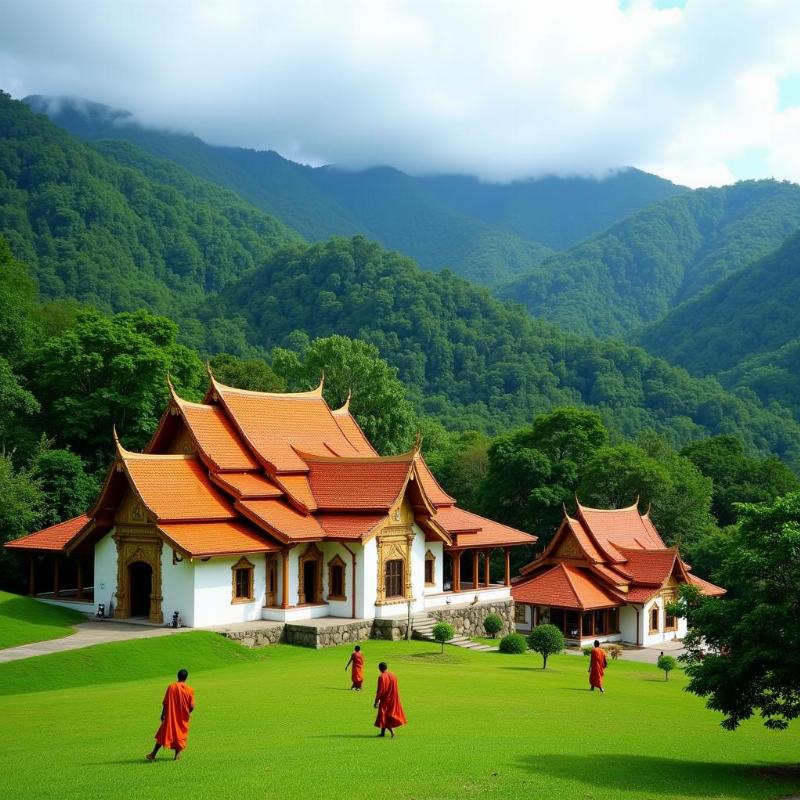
[411,613,497,652]
[0,619,190,663]
[565,637,686,665]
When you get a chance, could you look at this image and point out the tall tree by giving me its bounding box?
[680,492,800,730]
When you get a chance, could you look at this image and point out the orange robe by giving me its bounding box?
[351,652,364,689]
[155,681,195,751]
[589,647,607,689]
[374,671,407,729]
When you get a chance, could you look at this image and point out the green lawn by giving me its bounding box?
[0,632,798,800]
[0,590,86,649]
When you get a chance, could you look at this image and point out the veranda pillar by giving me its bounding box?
[472,551,479,589]
[281,549,290,608]
[503,548,511,586]
[452,550,461,592]
[483,549,491,587]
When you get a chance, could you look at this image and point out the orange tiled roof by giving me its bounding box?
[158,521,280,557]
[238,498,325,541]
[175,396,260,471]
[122,451,236,522]
[436,507,537,547]
[331,404,379,455]
[416,458,455,506]
[4,515,90,551]
[576,502,666,561]
[513,563,621,610]
[689,574,727,597]
[211,472,284,500]
[210,380,368,472]
[303,453,413,511]
[275,473,319,511]
[616,547,678,586]
[317,513,387,539]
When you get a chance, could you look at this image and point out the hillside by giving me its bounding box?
[0,92,299,315]
[28,95,683,287]
[202,235,800,465]
[636,231,800,412]
[499,180,800,337]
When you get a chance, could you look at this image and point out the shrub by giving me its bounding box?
[483,613,503,639]
[657,654,677,681]
[582,645,593,656]
[527,624,565,669]
[499,633,527,654]
[432,621,455,653]
[604,643,623,660]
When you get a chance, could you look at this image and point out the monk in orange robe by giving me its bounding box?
[146,669,195,761]
[345,645,364,690]
[588,640,607,693]
[374,661,407,737]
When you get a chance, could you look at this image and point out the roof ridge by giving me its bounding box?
[558,562,583,608]
[208,366,325,399]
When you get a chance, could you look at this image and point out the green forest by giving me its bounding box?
[2,89,800,599]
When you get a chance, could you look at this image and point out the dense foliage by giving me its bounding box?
[208,235,800,466]
[681,493,800,730]
[500,180,800,336]
[527,624,565,668]
[499,633,527,654]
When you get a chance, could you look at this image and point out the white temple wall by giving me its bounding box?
[161,550,195,627]
[192,555,265,627]
[619,604,640,644]
[423,540,444,594]
[320,542,356,618]
[359,538,378,617]
[641,596,685,647]
[94,530,118,615]
[409,525,427,612]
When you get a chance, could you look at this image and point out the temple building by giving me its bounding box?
[512,501,725,647]
[6,374,534,628]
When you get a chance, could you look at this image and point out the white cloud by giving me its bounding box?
[2,0,800,187]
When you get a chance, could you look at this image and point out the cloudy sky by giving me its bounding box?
[2,0,800,187]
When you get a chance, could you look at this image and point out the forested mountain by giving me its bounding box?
[27,95,681,286]
[417,169,685,250]
[636,231,800,414]
[499,180,800,337]
[0,92,299,316]
[200,235,800,466]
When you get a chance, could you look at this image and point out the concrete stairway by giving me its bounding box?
[411,614,496,652]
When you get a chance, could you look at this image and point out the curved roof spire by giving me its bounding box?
[333,388,352,413]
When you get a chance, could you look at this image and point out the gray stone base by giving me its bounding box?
[284,619,374,648]
[428,598,515,638]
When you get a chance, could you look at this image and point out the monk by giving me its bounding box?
[588,640,607,693]
[373,662,407,737]
[345,645,364,691]
[146,669,195,761]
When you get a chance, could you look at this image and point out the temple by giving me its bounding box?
[511,501,724,646]
[6,374,534,628]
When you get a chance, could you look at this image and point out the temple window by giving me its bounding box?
[328,555,346,600]
[424,550,435,586]
[664,598,677,631]
[384,559,404,598]
[649,605,660,633]
[231,557,255,603]
[515,603,527,624]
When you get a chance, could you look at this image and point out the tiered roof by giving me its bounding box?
[8,374,535,558]
[512,501,724,610]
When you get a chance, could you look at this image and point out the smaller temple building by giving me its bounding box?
[512,501,724,647]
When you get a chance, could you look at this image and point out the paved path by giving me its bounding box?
[565,638,686,665]
[0,619,191,663]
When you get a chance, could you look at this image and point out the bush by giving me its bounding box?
[527,624,565,669]
[657,654,677,680]
[582,645,593,656]
[483,613,503,639]
[499,633,527,654]
[432,621,455,653]
[604,643,623,660]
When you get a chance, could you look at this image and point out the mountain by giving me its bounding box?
[499,180,800,337]
[0,92,299,316]
[26,95,683,287]
[418,169,686,250]
[201,235,800,466]
[636,230,800,414]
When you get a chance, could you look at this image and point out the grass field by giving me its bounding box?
[0,632,798,800]
[0,590,86,649]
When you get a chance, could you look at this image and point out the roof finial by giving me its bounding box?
[412,431,423,455]
[315,371,325,395]
[644,501,652,517]
[634,494,640,509]
[340,388,351,412]
[562,502,569,518]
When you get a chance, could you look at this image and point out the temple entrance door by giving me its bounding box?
[129,561,152,618]
[302,559,319,604]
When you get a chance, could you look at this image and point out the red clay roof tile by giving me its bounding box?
[513,563,621,609]
[158,521,281,557]
[4,515,90,551]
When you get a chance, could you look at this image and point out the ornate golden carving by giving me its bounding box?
[424,549,436,586]
[554,533,583,559]
[376,523,413,605]
[113,526,163,624]
[298,543,323,604]
[327,554,347,600]
[231,556,255,603]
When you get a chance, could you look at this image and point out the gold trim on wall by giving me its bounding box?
[231,556,255,604]
[424,549,436,586]
[327,554,347,601]
[113,526,164,624]
[298,543,324,604]
[376,524,413,605]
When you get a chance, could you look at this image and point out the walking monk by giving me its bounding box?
[146,669,195,761]
[588,640,607,693]
[373,662,407,737]
[345,645,364,691]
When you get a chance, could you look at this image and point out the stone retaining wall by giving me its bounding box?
[283,620,373,648]
[428,598,515,638]
[220,624,284,648]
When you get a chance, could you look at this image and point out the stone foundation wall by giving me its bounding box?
[429,598,515,638]
[221,624,284,648]
[371,618,409,641]
[283,620,373,648]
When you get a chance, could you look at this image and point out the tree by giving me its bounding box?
[527,624,565,669]
[209,353,285,393]
[272,335,416,455]
[432,621,455,653]
[499,633,527,653]
[680,492,800,730]
[657,654,677,681]
[32,445,98,528]
[483,613,503,639]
